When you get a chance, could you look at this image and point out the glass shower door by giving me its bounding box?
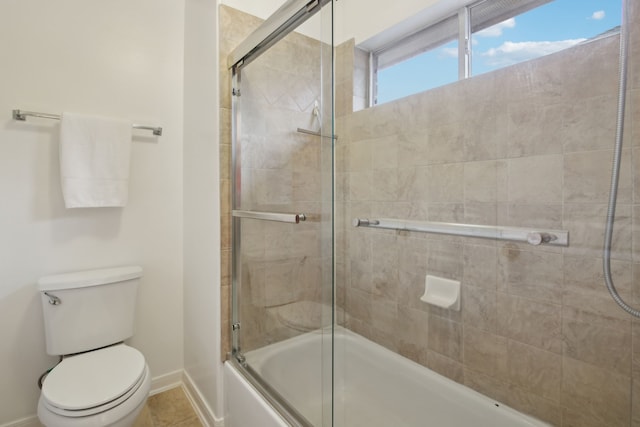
[229,2,335,425]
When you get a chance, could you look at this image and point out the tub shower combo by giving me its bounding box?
[224,0,638,426]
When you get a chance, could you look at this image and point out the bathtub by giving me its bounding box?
[226,326,550,427]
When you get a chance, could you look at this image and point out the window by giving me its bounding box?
[367,0,621,105]
[375,16,459,104]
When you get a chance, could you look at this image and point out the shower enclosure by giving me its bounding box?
[222,0,639,426]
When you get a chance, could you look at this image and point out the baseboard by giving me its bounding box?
[0,415,41,427]
[150,369,184,395]
[182,370,225,427]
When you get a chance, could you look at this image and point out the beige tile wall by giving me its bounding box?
[335,5,640,427]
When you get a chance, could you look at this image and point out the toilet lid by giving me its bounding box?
[42,344,146,412]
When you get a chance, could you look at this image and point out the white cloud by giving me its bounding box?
[591,10,605,20]
[441,47,458,58]
[475,18,516,37]
[480,38,586,68]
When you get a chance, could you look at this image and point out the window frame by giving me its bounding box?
[368,0,557,106]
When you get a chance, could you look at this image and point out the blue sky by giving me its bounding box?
[377,0,622,104]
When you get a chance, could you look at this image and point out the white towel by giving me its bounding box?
[59,112,133,208]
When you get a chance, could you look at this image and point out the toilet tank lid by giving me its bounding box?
[38,266,143,292]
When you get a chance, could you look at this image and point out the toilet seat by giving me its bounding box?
[41,344,146,417]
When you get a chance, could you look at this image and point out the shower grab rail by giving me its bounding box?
[296,127,338,139]
[233,209,306,224]
[352,218,569,247]
[12,109,163,136]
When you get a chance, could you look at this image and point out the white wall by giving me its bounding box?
[220,0,280,20]
[0,0,185,424]
[183,0,224,422]
[334,0,441,45]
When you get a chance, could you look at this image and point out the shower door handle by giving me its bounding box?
[232,210,306,224]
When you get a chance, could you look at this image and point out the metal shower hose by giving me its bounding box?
[603,0,640,317]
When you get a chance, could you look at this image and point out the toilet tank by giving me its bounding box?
[38,266,143,356]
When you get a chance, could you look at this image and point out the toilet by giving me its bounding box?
[36,266,151,427]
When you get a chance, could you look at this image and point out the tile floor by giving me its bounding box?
[134,386,203,427]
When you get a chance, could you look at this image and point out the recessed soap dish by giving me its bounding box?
[420,275,461,311]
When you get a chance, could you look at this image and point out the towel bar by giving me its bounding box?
[232,210,306,224]
[12,109,163,136]
[353,217,569,247]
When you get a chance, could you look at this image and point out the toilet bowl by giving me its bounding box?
[36,266,150,427]
[37,344,151,427]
